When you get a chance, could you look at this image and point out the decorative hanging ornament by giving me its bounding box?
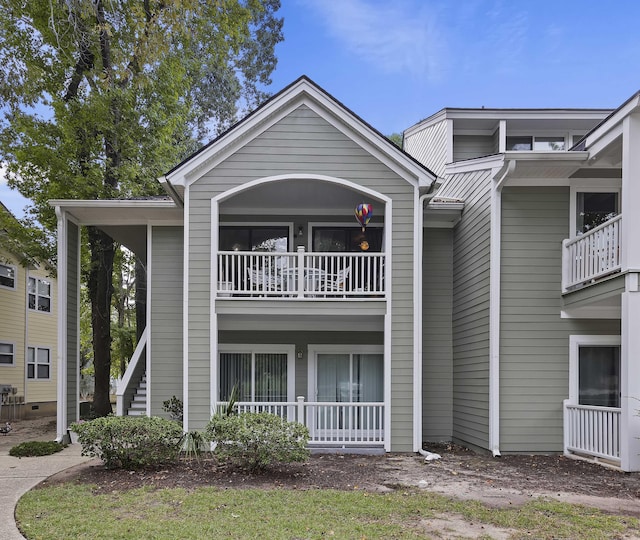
[354,203,373,232]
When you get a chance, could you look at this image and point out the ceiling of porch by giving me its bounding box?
[220,179,381,215]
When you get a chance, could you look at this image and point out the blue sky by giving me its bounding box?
[2,0,640,217]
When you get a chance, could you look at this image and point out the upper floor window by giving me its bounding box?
[220,226,289,252]
[576,192,618,235]
[28,277,51,313]
[27,346,50,380]
[0,343,14,366]
[506,136,566,151]
[0,264,16,289]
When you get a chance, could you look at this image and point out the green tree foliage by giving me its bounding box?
[0,0,283,416]
[387,133,403,148]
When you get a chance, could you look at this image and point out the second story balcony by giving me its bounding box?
[216,248,386,300]
[562,214,622,293]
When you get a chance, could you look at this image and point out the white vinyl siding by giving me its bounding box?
[500,187,620,452]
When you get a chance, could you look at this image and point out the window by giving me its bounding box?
[0,264,16,289]
[0,343,14,366]
[570,336,620,409]
[533,137,565,151]
[578,346,620,408]
[27,346,50,380]
[312,227,383,252]
[28,277,51,312]
[506,136,566,151]
[576,192,619,235]
[219,346,293,402]
[316,353,383,403]
[506,136,532,151]
[220,226,289,252]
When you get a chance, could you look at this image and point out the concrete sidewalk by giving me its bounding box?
[0,444,90,540]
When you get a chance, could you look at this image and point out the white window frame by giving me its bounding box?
[28,276,52,313]
[569,185,621,239]
[0,342,15,367]
[505,133,570,152]
[569,335,620,405]
[218,344,295,402]
[27,345,52,380]
[0,263,17,291]
[307,344,384,402]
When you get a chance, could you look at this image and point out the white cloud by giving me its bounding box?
[302,0,446,81]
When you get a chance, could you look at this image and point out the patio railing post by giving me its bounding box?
[297,396,305,425]
[297,246,305,298]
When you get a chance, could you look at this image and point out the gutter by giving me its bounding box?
[158,176,184,208]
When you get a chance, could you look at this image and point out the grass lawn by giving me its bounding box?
[16,485,639,539]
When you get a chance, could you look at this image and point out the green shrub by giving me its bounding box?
[71,416,183,470]
[162,396,183,422]
[204,412,310,471]
[9,440,67,457]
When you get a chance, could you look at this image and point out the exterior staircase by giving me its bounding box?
[127,374,147,416]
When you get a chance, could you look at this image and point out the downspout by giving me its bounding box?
[489,159,515,458]
[416,186,441,462]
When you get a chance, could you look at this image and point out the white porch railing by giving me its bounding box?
[217,248,385,299]
[216,398,385,446]
[116,327,148,416]
[563,400,621,465]
[562,214,622,292]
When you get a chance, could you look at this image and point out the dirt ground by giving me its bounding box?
[4,416,640,517]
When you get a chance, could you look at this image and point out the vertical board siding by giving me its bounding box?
[188,104,416,449]
[452,135,497,162]
[438,169,492,450]
[422,228,453,441]
[404,120,448,177]
[150,227,184,417]
[500,187,620,452]
[66,222,79,422]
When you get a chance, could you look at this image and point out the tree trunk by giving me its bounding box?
[87,226,115,417]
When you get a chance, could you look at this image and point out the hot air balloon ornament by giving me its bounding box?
[354,203,373,232]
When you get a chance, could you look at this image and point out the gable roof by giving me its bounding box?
[160,76,436,199]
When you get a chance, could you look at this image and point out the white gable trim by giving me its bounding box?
[165,79,434,189]
[212,173,392,205]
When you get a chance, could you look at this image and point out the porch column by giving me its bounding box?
[620,274,640,472]
[55,209,80,441]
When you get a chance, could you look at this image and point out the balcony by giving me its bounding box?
[562,214,622,293]
[216,248,385,299]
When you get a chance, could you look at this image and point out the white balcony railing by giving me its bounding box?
[215,398,385,446]
[562,214,622,292]
[563,400,621,465]
[217,248,385,299]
